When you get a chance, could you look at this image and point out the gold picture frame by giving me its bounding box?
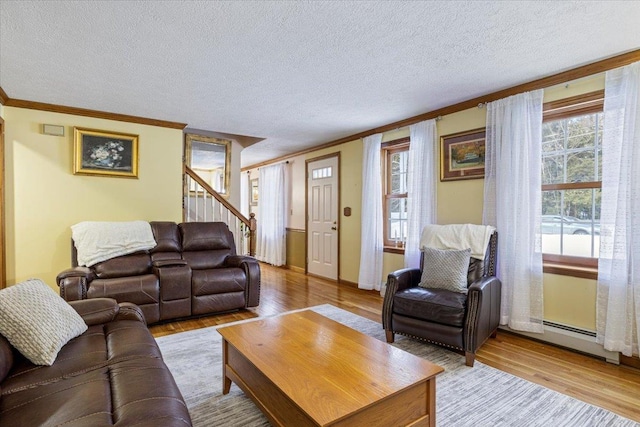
[73,127,139,178]
[440,128,486,181]
[184,133,232,197]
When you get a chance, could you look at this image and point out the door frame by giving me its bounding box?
[0,117,5,288]
[305,152,340,281]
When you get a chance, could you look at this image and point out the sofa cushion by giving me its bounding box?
[180,222,234,251]
[0,319,191,427]
[183,250,230,269]
[0,279,88,366]
[150,221,182,253]
[93,253,152,278]
[419,247,471,294]
[2,319,162,393]
[393,287,467,327]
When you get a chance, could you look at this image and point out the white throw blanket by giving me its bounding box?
[420,224,496,260]
[71,221,157,267]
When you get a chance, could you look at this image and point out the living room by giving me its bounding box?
[1,1,640,426]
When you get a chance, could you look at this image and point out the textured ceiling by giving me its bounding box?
[1,1,640,167]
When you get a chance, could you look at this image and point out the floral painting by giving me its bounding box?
[73,127,139,178]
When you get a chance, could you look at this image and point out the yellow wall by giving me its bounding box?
[4,107,183,289]
[270,73,606,331]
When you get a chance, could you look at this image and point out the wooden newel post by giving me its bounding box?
[249,213,257,257]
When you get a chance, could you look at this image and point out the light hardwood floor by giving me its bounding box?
[150,263,640,422]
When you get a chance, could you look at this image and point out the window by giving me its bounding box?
[541,90,603,271]
[382,138,410,249]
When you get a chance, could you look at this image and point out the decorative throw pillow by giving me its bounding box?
[418,247,471,294]
[0,279,88,366]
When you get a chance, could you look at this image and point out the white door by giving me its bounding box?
[307,156,339,280]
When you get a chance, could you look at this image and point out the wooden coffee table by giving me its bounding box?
[218,309,444,427]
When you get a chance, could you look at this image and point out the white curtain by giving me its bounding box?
[483,89,544,333]
[597,61,640,357]
[358,133,383,290]
[256,163,286,266]
[405,120,437,268]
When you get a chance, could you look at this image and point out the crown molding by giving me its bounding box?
[0,87,8,105]
[1,96,186,129]
[243,48,640,171]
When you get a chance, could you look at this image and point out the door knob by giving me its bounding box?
[331,226,337,230]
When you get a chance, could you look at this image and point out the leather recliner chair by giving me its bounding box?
[382,230,500,367]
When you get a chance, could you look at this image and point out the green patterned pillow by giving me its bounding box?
[419,247,471,293]
[0,279,88,365]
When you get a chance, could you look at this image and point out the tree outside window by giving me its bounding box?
[541,91,603,269]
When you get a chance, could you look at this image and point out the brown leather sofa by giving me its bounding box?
[0,298,192,426]
[57,221,260,325]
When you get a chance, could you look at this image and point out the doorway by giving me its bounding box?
[306,154,339,280]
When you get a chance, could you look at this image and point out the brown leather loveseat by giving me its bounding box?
[0,298,192,426]
[57,221,260,325]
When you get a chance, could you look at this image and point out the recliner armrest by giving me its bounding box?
[468,275,501,293]
[69,298,146,326]
[465,276,502,354]
[57,267,95,301]
[382,268,421,332]
[225,255,258,268]
[57,267,95,281]
[69,298,120,326]
[387,268,422,293]
[225,255,261,307]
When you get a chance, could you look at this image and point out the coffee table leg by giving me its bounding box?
[428,378,436,427]
[222,338,232,394]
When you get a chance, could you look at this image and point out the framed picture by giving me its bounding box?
[250,178,259,206]
[440,128,486,181]
[73,127,139,178]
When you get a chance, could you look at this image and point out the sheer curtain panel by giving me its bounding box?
[256,163,286,266]
[405,120,437,268]
[597,61,640,357]
[358,133,383,290]
[483,89,544,333]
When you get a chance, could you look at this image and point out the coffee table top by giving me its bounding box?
[218,309,444,425]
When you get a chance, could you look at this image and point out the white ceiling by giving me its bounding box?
[1,1,639,167]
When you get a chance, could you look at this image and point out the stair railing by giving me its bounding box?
[183,165,256,256]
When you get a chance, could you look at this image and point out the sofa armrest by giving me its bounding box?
[115,302,147,324]
[57,267,94,301]
[69,298,146,326]
[69,298,120,326]
[465,276,502,353]
[226,255,261,307]
[382,268,421,331]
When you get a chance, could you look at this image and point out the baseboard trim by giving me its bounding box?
[620,354,640,369]
[284,265,305,274]
[499,323,619,364]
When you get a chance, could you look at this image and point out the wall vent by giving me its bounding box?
[543,320,596,337]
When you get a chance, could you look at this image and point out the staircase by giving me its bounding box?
[183,165,256,256]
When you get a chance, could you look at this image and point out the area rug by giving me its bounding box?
[156,304,638,427]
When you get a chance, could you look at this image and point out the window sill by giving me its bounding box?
[383,246,405,255]
[543,262,597,280]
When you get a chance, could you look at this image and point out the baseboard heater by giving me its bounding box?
[499,320,619,364]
